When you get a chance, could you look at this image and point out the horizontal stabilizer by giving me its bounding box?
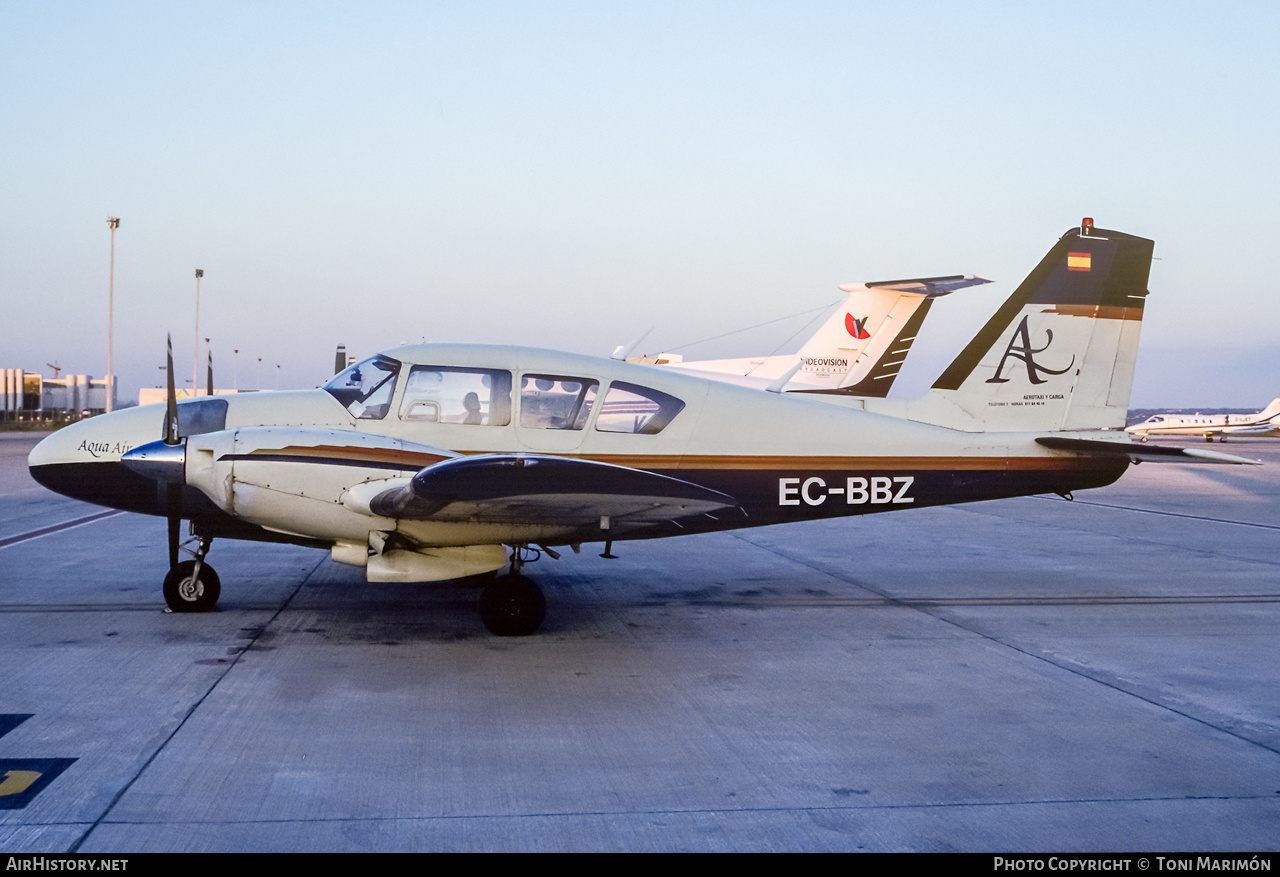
[850,275,992,297]
[369,454,737,524]
[1035,436,1261,465]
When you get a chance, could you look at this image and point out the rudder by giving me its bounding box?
[909,220,1153,432]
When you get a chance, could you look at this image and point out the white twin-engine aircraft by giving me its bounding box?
[1126,399,1280,442]
[28,219,1258,636]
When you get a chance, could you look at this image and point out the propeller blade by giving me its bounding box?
[164,334,183,570]
[167,485,181,569]
[165,334,179,445]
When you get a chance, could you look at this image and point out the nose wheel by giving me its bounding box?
[163,536,221,613]
[163,560,221,612]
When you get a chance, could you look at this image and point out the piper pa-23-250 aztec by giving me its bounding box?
[28,219,1260,635]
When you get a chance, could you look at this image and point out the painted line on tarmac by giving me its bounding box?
[0,510,124,549]
[1032,495,1280,531]
[631,593,1280,608]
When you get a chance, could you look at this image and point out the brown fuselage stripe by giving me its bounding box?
[1041,304,1144,321]
[248,445,449,467]
[238,447,1105,475]
[586,454,1097,472]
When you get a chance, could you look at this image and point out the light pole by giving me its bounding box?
[233,349,239,391]
[204,337,210,396]
[257,357,262,391]
[276,364,280,390]
[192,269,204,396]
[106,217,119,412]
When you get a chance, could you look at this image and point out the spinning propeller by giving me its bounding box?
[121,335,192,569]
[164,334,182,569]
[121,335,221,610]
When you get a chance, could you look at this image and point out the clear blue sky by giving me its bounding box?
[3,1,1277,407]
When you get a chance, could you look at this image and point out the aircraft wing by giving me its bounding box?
[1221,424,1280,437]
[1035,437,1261,465]
[363,454,737,525]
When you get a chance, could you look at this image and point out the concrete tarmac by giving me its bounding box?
[1,430,1278,852]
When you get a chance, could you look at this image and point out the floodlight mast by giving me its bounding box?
[193,269,204,396]
[106,217,120,413]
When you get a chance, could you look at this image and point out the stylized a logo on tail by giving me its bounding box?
[986,316,1075,385]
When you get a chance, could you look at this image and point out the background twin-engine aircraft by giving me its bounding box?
[28,219,1258,635]
[637,273,991,396]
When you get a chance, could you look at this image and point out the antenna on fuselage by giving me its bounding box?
[611,326,654,361]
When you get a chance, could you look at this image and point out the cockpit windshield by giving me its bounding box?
[324,355,401,419]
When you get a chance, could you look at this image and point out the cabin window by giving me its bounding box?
[520,374,599,430]
[324,355,401,420]
[398,366,512,426]
[594,381,685,435]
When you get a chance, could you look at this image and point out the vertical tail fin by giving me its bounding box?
[662,277,985,396]
[797,275,991,396]
[905,220,1153,432]
[1256,398,1280,422]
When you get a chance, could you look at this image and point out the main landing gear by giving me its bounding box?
[480,574,546,636]
[478,546,547,636]
[163,536,221,613]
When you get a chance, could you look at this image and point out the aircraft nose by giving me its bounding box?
[29,432,90,500]
[28,424,86,479]
[27,407,170,513]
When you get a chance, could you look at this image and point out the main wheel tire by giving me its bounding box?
[163,560,221,613]
[480,574,546,636]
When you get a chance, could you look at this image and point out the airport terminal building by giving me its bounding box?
[0,368,114,420]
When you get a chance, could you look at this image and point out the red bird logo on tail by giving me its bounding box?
[845,313,870,339]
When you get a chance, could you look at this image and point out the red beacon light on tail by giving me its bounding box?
[1081,217,1094,235]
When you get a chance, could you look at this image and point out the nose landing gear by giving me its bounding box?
[163,536,220,613]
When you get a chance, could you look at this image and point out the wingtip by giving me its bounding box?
[1181,447,1263,466]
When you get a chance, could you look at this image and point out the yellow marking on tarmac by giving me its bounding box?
[0,770,41,797]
